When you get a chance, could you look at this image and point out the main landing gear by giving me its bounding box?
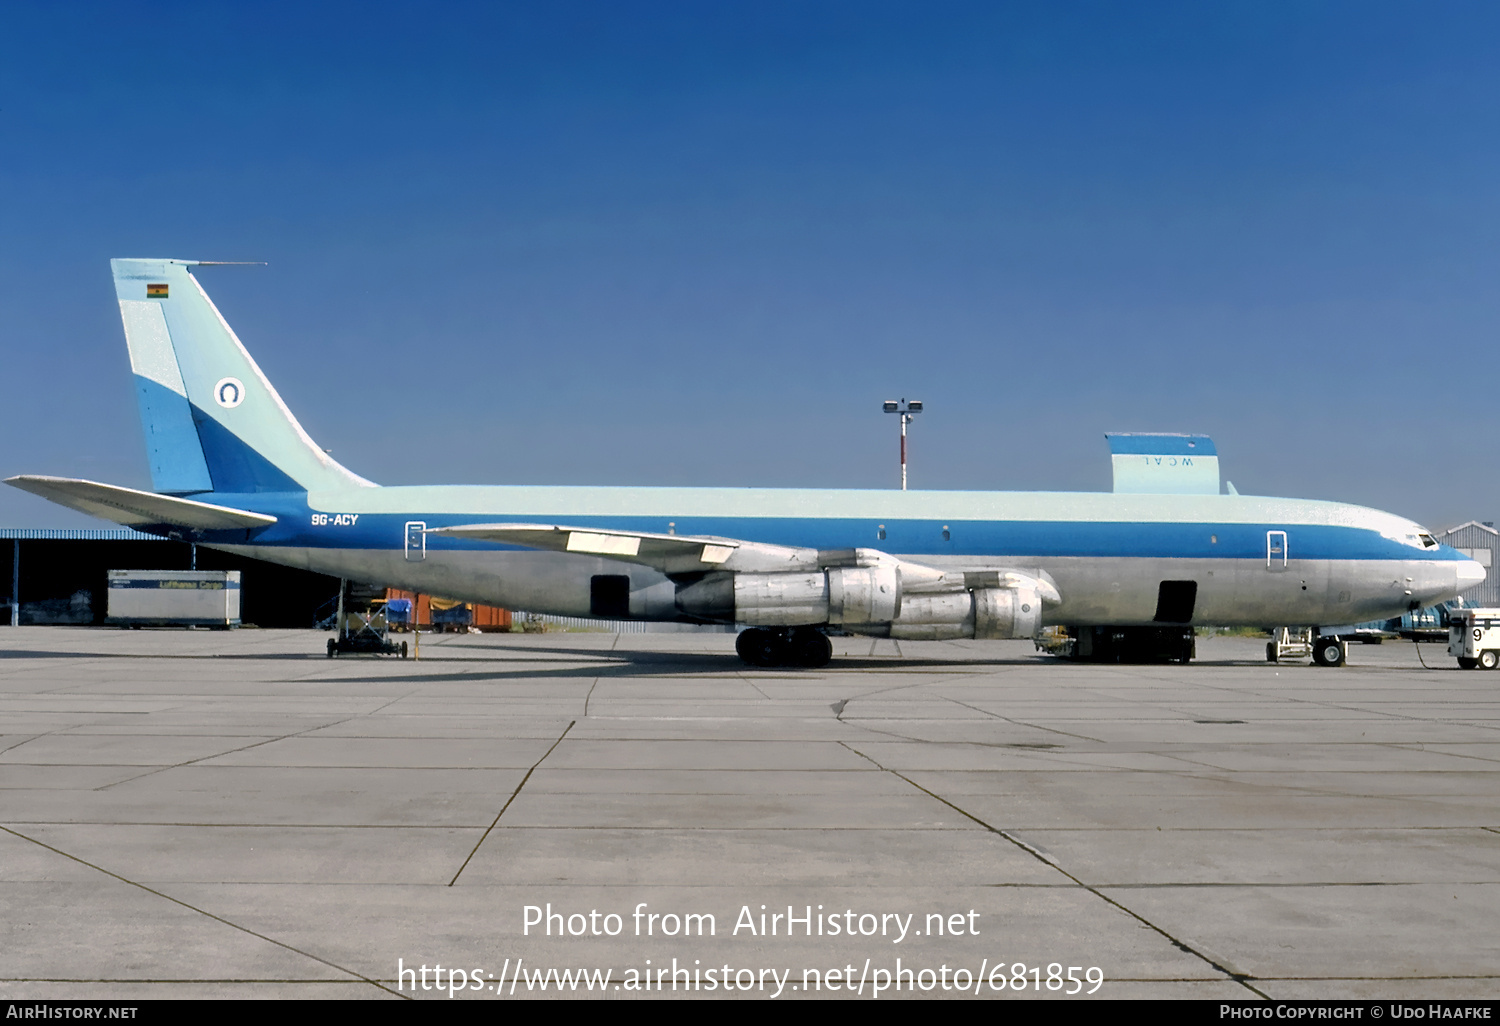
[736,627,833,668]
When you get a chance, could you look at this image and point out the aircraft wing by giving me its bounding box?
[4,475,278,531]
[427,522,1062,600]
[430,522,836,575]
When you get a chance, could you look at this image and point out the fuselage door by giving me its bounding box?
[1266,530,1288,572]
[405,521,427,562]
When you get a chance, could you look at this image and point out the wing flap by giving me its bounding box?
[431,522,1060,607]
[5,475,278,531]
[429,523,961,587]
[431,523,747,572]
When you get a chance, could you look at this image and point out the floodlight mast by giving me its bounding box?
[882,398,922,490]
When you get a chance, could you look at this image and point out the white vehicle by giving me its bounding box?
[1447,608,1500,669]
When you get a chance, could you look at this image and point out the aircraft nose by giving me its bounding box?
[1457,559,1487,591]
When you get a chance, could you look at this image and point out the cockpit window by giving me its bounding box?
[1382,527,1440,550]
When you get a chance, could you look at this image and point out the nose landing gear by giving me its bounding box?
[736,626,833,668]
[1312,637,1347,667]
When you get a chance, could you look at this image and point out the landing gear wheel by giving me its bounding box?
[1458,657,1479,670]
[327,638,336,659]
[1266,641,1278,663]
[735,628,760,664]
[788,627,833,668]
[1480,650,1499,670]
[736,628,784,667]
[737,627,831,667]
[1178,634,1196,664]
[401,641,409,659]
[1313,638,1346,667]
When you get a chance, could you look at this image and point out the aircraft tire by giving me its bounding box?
[1179,634,1196,663]
[1481,650,1499,671]
[735,628,760,663]
[1266,642,1278,663]
[327,638,336,659]
[788,628,832,668]
[737,628,782,667]
[1458,657,1479,669]
[1313,638,1345,668]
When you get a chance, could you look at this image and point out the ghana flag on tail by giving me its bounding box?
[147,283,168,298]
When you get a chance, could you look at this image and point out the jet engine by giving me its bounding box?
[675,565,900,626]
[886,584,1043,640]
[676,565,1053,639]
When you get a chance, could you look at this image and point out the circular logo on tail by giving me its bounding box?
[214,377,245,408]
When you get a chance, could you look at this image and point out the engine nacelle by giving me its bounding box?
[827,566,900,624]
[734,571,830,626]
[888,585,1043,640]
[677,566,1046,639]
[974,585,1042,639]
[675,566,901,626]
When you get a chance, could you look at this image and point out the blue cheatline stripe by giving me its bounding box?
[158,491,1467,564]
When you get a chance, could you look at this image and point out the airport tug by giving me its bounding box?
[1448,608,1500,669]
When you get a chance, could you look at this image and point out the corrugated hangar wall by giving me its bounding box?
[1440,521,1500,608]
[1,531,342,628]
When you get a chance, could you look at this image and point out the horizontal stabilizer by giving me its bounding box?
[1106,433,1220,495]
[4,476,278,531]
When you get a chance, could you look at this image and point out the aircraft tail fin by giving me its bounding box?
[111,259,373,495]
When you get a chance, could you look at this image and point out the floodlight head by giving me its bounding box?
[908,400,923,413]
[883,401,899,413]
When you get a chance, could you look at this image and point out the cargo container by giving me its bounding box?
[470,603,512,631]
[106,570,241,627]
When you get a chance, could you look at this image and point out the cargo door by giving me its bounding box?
[591,575,630,618]
[1153,580,1198,623]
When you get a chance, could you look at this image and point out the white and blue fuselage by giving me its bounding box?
[7,258,1483,663]
[199,484,1476,629]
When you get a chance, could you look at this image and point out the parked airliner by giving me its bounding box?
[7,259,1484,667]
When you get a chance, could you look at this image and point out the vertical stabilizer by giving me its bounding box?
[112,259,373,494]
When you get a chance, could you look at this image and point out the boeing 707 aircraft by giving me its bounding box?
[7,259,1485,667]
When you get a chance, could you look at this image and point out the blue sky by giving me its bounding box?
[3,1,1498,528]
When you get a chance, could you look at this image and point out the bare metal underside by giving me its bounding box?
[212,543,1460,632]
